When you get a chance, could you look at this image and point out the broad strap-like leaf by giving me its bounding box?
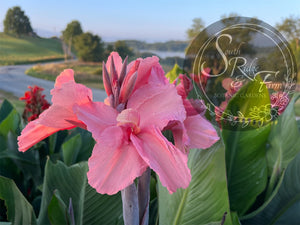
[241,152,300,225]
[158,141,239,225]
[47,190,71,225]
[0,176,37,225]
[62,133,82,166]
[266,93,300,177]
[222,126,270,215]
[222,76,271,215]
[38,159,122,225]
[0,100,20,137]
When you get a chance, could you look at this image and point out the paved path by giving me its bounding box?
[0,64,107,102]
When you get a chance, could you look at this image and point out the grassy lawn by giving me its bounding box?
[26,61,103,89]
[0,33,65,65]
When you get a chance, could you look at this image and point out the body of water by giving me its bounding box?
[139,49,185,59]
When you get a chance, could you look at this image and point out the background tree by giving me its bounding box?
[104,44,114,59]
[186,18,204,40]
[62,20,83,59]
[276,16,300,50]
[74,32,104,62]
[3,6,33,37]
[62,20,83,44]
[114,40,134,58]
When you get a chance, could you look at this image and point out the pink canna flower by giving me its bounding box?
[18,52,191,195]
[166,74,219,153]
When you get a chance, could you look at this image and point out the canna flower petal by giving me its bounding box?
[87,126,148,195]
[184,115,220,149]
[37,69,93,128]
[106,52,123,75]
[18,121,60,152]
[126,56,160,92]
[73,101,118,141]
[18,69,92,152]
[148,63,169,85]
[131,127,191,193]
[127,83,186,130]
[183,98,206,117]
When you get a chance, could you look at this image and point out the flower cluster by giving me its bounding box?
[20,85,50,122]
[18,52,219,195]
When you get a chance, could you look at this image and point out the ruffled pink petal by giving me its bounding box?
[183,99,206,117]
[106,52,123,75]
[169,121,190,153]
[127,56,160,92]
[38,80,93,128]
[54,69,75,88]
[184,115,219,149]
[51,81,93,107]
[148,63,169,85]
[87,126,148,195]
[127,83,186,130]
[131,127,191,193]
[176,74,193,99]
[18,121,63,152]
[135,56,160,90]
[74,101,118,141]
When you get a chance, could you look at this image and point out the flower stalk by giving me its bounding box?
[121,183,139,225]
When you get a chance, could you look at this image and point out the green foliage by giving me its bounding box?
[158,141,238,225]
[0,176,37,225]
[165,64,185,82]
[222,77,271,215]
[62,20,83,44]
[74,32,104,62]
[114,40,134,59]
[242,151,300,225]
[3,6,33,36]
[39,159,123,225]
[223,76,271,127]
[47,191,71,225]
[276,16,300,45]
[265,94,300,198]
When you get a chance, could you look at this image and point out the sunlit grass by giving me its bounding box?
[26,61,103,90]
[0,33,64,65]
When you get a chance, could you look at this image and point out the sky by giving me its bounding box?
[0,0,300,42]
